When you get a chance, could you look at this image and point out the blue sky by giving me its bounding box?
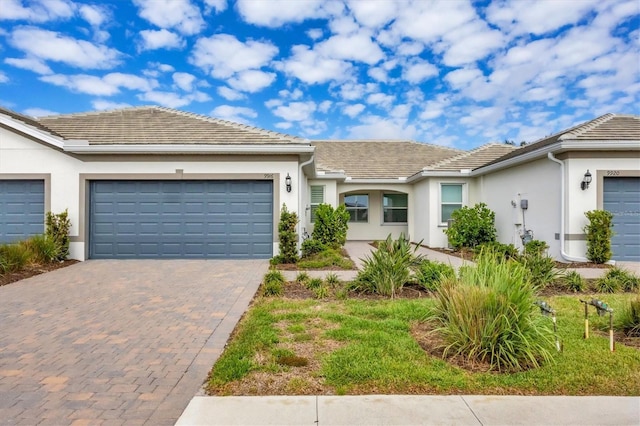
[0,0,638,149]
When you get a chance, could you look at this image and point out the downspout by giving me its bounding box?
[298,155,315,245]
[547,153,590,263]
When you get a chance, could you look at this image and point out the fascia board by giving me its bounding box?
[0,115,71,149]
[64,144,316,155]
[343,178,409,184]
[406,171,473,183]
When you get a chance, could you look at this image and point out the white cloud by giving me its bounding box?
[277,45,352,84]
[445,68,483,89]
[366,93,395,109]
[91,100,132,110]
[227,69,276,93]
[390,1,477,44]
[367,67,388,82]
[486,0,598,36]
[306,28,323,40]
[440,21,504,66]
[347,0,397,28]
[40,72,157,96]
[0,71,8,83]
[236,0,328,28]
[79,4,109,27]
[343,103,365,118]
[4,57,52,75]
[134,0,205,35]
[138,90,211,108]
[9,27,122,69]
[172,72,196,91]
[402,59,438,83]
[278,88,303,100]
[217,86,245,101]
[390,104,411,119]
[23,107,57,117]
[318,100,332,113]
[211,105,257,124]
[139,29,185,51]
[0,0,75,22]
[270,101,316,122]
[275,122,293,129]
[348,116,417,140]
[317,32,384,65]
[419,96,450,120]
[204,0,227,13]
[190,34,278,78]
[396,42,423,56]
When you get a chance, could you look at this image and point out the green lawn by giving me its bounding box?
[206,294,640,396]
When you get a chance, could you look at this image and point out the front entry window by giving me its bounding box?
[441,184,463,223]
[344,194,368,222]
[383,193,408,223]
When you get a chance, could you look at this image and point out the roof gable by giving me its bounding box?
[426,143,518,172]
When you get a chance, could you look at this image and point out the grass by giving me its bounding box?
[206,294,640,396]
[297,248,355,270]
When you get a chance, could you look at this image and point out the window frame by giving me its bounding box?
[382,193,408,224]
[309,185,324,223]
[439,183,465,225]
[343,193,369,223]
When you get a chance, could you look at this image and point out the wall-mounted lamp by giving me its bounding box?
[581,170,592,190]
[285,173,292,192]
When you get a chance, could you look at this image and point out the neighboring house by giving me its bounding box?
[1,106,638,262]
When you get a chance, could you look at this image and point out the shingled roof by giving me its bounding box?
[0,106,64,138]
[426,143,518,172]
[36,106,307,145]
[312,140,462,179]
[483,113,640,167]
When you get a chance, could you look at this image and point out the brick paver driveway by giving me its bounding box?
[0,259,267,425]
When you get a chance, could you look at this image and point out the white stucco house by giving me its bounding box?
[1,106,638,262]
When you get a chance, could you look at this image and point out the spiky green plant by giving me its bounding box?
[295,271,310,285]
[562,271,586,293]
[325,272,341,286]
[306,277,324,290]
[432,251,555,372]
[21,235,59,264]
[595,267,639,293]
[262,270,285,296]
[616,294,640,337]
[0,243,31,273]
[414,259,455,291]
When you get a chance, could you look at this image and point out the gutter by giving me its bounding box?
[63,144,316,155]
[298,154,315,244]
[546,153,615,264]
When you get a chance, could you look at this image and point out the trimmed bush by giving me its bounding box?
[312,204,349,248]
[46,210,71,261]
[432,251,555,372]
[415,259,455,292]
[443,203,497,249]
[301,238,326,258]
[584,210,614,264]
[278,204,299,264]
[475,241,519,260]
[262,270,285,296]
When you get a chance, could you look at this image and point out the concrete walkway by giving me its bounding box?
[0,259,267,426]
[177,395,640,425]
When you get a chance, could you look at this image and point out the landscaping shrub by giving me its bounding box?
[300,238,326,257]
[356,234,422,298]
[325,272,340,286]
[443,203,497,249]
[583,210,614,264]
[306,277,324,290]
[432,251,555,372]
[474,241,519,260]
[262,270,285,296]
[0,243,31,273]
[561,271,586,293]
[520,240,559,289]
[312,204,349,248]
[414,259,455,292]
[595,267,639,293]
[295,271,310,286]
[617,294,640,337]
[313,285,330,299]
[21,235,59,264]
[46,210,71,261]
[278,204,299,264]
[297,248,353,270]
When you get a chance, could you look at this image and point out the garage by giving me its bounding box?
[0,180,44,244]
[89,180,273,259]
[603,176,640,261]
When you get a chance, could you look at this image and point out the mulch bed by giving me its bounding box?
[0,260,79,287]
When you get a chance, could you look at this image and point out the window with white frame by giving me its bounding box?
[310,185,324,222]
[344,194,368,222]
[440,184,463,223]
[383,193,408,223]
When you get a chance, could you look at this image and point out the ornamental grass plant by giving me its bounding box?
[432,250,555,372]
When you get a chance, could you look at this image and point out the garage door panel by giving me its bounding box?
[0,180,45,243]
[90,180,273,259]
[604,177,640,261]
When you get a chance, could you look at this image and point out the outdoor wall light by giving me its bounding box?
[285,173,292,192]
[581,170,592,190]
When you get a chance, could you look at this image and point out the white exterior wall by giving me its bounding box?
[480,158,561,256]
[337,183,412,241]
[304,179,338,235]
[0,128,300,261]
[422,177,474,248]
[410,179,430,246]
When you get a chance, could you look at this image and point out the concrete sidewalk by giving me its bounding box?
[177,395,640,425]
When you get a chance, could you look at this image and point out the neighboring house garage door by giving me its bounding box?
[0,180,45,244]
[603,176,640,261]
[89,180,273,259]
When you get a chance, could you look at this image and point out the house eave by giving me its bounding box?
[0,114,76,150]
[406,170,473,183]
[63,144,316,155]
[342,177,410,184]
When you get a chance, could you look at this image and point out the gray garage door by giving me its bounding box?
[90,180,273,259]
[603,177,640,261]
[0,180,44,244]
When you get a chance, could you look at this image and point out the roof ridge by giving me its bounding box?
[153,106,307,144]
[559,113,616,140]
[312,139,463,153]
[39,105,157,119]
